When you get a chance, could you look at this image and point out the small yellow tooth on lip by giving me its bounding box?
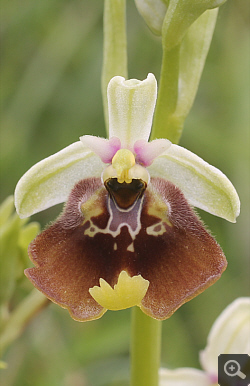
[112,149,135,183]
[89,270,149,310]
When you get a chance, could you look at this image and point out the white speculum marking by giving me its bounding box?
[83,189,168,252]
[127,242,135,252]
[84,195,144,242]
[146,222,166,236]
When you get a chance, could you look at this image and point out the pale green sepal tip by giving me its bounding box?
[107,73,157,147]
[14,141,104,218]
[148,144,240,222]
[200,297,250,374]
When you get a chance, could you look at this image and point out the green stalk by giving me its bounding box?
[102,0,128,133]
[151,44,182,143]
[152,9,219,144]
[130,307,162,386]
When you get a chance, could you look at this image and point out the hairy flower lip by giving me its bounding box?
[15,73,240,321]
[24,177,227,321]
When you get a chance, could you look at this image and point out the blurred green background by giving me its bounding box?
[0,0,249,385]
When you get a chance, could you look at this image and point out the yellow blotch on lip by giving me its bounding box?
[112,149,135,183]
[89,270,149,310]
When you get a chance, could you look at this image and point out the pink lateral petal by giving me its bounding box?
[80,135,121,163]
[134,138,171,166]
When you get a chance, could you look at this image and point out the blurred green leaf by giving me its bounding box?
[0,210,20,306]
[0,196,40,309]
[0,196,15,227]
[0,1,248,386]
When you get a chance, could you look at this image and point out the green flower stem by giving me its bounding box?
[130,307,162,386]
[0,289,48,357]
[152,9,218,144]
[151,43,182,143]
[102,0,128,133]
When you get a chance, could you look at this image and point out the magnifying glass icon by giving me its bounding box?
[224,360,246,379]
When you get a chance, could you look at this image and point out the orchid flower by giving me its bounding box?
[160,297,250,385]
[14,73,240,322]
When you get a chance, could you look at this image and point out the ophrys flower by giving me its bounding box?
[15,74,240,321]
[160,297,250,385]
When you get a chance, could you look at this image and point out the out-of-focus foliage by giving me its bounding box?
[0,0,249,385]
[0,196,40,307]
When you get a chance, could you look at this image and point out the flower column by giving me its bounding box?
[13,0,240,384]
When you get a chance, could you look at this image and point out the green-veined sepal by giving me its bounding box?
[148,144,240,222]
[108,74,157,148]
[14,142,104,218]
